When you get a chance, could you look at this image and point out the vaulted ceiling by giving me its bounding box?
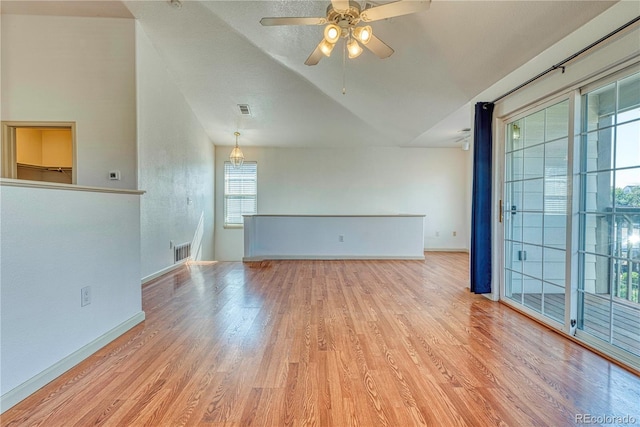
[1,0,617,148]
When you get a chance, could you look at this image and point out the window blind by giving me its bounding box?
[224,161,257,226]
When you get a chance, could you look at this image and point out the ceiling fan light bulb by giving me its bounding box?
[319,39,335,57]
[324,24,341,44]
[353,25,372,44]
[347,39,363,58]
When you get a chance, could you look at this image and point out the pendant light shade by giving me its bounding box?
[230,131,244,168]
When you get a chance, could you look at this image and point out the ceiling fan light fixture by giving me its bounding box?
[347,38,363,59]
[353,25,372,44]
[261,0,428,68]
[319,39,335,57]
[229,131,244,168]
[324,23,341,44]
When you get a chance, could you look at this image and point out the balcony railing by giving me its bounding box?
[609,207,639,304]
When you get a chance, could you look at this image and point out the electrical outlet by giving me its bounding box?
[81,286,91,307]
[170,240,174,249]
[338,235,344,242]
[436,231,440,237]
[453,231,457,237]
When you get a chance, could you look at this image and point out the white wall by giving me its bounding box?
[0,14,143,411]
[244,215,425,260]
[0,184,144,409]
[215,146,469,261]
[136,24,215,279]
[1,14,137,189]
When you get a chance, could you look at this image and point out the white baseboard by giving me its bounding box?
[243,255,425,261]
[0,311,145,413]
[424,248,470,253]
[141,261,187,285]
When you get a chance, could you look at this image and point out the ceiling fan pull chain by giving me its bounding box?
[342,38,347,95]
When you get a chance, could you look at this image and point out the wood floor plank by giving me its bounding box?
[2,253,639,426]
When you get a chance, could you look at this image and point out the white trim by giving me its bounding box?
[1,121,77,184]
[0,178,145,195]
[492,115,505,302]
[579,61,640,95]
[501,298,565,329]
[245,214,426,218]
[243,255,425,261]
[141,261,188,285]
[495,56,640,121]
[483,293,499,301]
[501,92,573,127]
[0,311,145,413]
[565,90,581,337]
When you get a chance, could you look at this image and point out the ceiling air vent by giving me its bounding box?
[238,104,252,116]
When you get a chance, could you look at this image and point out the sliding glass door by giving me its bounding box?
[501,66,640,369]
[503,100,569,324]
[578,71,640,358]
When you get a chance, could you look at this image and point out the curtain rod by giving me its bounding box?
[490,15,640,105]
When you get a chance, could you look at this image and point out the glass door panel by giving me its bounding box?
[504,100,569,322]
[578,71,640,358]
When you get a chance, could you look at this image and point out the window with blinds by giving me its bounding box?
[224,161,257,227]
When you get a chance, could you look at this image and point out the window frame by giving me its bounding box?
[223,161,257,228]
[1,121,77,185]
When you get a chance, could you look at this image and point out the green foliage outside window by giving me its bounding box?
[615,186,640,207]
[618,271,639,303]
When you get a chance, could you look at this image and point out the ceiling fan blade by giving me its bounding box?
[360,0,430,22]
[304,43,324,66]
[364,35,394,59]
[331,0,350,12]
[260,17,326,26]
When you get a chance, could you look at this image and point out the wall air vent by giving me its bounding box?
[174,242,191,263]
[238,104,252,116]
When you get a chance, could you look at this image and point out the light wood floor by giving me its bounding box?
[3,253,639,426]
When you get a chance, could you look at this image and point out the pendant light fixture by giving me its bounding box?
[229,131,244,168]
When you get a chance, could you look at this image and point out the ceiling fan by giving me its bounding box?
[260,0,430,66]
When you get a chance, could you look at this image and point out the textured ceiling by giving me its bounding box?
[2,0,618,148]
[0,0,133,18]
